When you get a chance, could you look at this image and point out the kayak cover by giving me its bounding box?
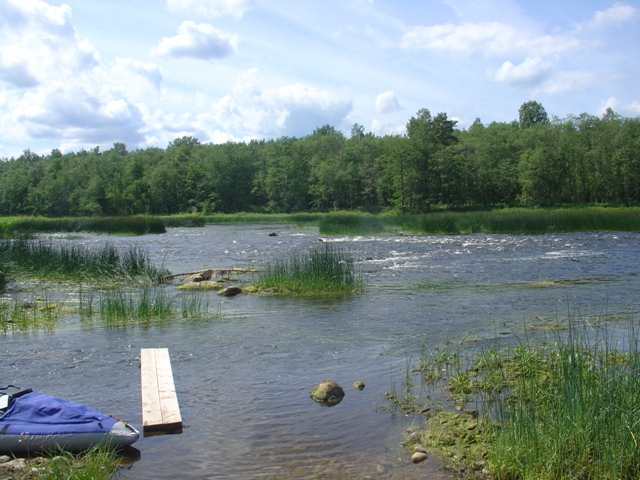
[0,391,139,454]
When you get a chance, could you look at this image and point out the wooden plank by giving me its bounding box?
[141,348,182,436]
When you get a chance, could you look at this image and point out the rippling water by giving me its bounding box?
[2,226,639,479]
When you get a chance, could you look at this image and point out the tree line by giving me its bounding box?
[1,101,639,217]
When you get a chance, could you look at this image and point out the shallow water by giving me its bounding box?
[2,226,639,479]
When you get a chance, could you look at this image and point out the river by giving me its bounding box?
[2,225,639,479]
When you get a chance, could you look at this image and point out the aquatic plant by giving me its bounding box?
[317,211,389,235]
[393,316,640,479]
[0,294,59,333]
[203,212,321,225]
[412,207,640,234]
[0,237,168,283]
[155,214,206,228]
[98,286,175,325]
[486,324,640,479]
[0,216,165,236]
[255,242,364,296]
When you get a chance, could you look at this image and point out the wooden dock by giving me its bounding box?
[140,348,183,436]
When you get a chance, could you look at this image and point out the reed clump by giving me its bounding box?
[78,286,219,326]
[203,212,321,225]
[411,207,640,234]
[0,237,168,283]
[395,318,640,479]
[255,242,363,296]
[0,216,166,236]
[318,212,389,235]
[98,286,175,325]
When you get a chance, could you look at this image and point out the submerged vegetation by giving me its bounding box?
[391,317,640,479]
[254,242,363,296]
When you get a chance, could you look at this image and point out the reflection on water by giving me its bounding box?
[2,226,639,478]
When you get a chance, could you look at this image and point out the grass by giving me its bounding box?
[0,216,166,236]
[35,445,121,480]
[401,207,640,234]
[3,207,640,236]
[392,315,640,479]
[254,242,364,296]
[317,212,390,235]
[0,237,168,283]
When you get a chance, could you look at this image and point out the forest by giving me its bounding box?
[1,101,639,217]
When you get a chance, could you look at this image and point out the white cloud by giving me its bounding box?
[111,58,163,99]
[600,97,640,117]
[371,117,405,137]
[401,21,579,58]
[17,79,146,146]
[588,3,637,29]
[493,57,551,87]
[536,70,595,95]
[0,0,99,88]
[375,91,401,114]
[152,21,238,60]
[165,0,255,18]
[199,71,352,139]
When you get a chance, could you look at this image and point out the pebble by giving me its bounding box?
[411,451,428,464]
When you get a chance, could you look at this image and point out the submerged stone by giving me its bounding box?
[219,286,242,296]
[310,379,345,406]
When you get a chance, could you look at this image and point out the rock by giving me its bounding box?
[219,286,242,296]
[177,281,223,290]
[411,451,428,464]
[352,380,365,390]
[182,269,215,282]
[268,232,278,236]
[310,379,345,406]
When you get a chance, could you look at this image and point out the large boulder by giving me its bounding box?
[310,380,345,406]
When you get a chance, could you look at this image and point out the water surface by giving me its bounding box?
[3,226,639,479]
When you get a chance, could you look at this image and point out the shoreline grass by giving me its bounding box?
[3,207,640,236]
[393,315,640,479]
[254,242,364,296]
[0,216,166,236]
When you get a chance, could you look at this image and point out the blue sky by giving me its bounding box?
[0,0,638,158]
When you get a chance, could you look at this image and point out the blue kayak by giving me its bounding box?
[0,388,139,455]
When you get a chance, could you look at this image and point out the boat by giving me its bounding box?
[0,386,139,455]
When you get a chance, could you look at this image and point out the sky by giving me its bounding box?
[0,0,638,159]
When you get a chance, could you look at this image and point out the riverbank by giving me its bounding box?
[2,207,640,237]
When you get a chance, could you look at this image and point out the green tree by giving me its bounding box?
[518,101,549,129]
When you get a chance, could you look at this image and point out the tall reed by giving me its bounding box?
[486,322,640,479]
[318,212,388,235]
[98,286,174,325]
[399,317,640,479]
[0,216,166,236]
[0,237,168,283]
[255,242,363,295]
